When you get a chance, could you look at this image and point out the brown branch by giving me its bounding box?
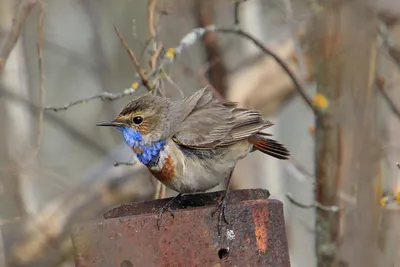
[153,180,166,199]
[0,0,37,72]
[114,24,152,91]
[147,0,157,39]
[150,43,163,70]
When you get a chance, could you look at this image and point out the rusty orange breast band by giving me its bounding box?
[149,155,176,182]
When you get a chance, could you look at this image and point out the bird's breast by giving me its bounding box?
[146,143,183,183]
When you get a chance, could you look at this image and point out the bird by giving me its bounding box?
[96,87,290,234]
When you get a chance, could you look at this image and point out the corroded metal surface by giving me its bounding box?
[71,189,290,267]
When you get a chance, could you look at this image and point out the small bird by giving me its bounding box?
[97,87,290,233]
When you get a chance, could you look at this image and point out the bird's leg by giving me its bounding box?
[157,193,182,230]
[212,169,234,235]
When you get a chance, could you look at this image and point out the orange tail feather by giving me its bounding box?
[249,135,290,160]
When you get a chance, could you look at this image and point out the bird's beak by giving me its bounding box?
[96,120,125,127]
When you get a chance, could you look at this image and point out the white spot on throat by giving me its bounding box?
[156,144,170,168]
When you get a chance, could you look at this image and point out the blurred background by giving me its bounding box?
[1,0,400,266]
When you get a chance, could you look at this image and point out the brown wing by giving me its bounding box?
[172,88,273,149]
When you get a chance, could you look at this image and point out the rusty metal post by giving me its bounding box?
[71,189,290,267]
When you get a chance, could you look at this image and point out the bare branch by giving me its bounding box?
[216,28,316,114]
[149,42,163,70]
[376,76,400,119]
[44,88,136,112]
[286,193,340,212]
[113,159,137,167]
[154,181,166,199]
[0,0,37,72]
[233,1,240,25]
[26,2,45,164]
[156,24,316,113]
[114,24,152,91]
[147,0,157,39]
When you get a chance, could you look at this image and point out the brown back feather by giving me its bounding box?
[172,88,275,149]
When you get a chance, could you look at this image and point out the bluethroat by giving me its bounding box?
[97,87,290,234]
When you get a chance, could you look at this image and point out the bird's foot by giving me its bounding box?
[157,193,182,230]
[211,193,230,236]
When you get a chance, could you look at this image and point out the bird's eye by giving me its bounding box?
[133,116,143,125]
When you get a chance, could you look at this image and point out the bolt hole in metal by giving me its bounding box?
[218,248,229,259]
[120,260,133,267]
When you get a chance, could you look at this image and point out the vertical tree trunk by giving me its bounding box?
[312,4,343,266]
[0,0,32,265]
[311,1,380,266]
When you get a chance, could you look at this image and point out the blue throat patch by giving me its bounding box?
[118,126,166,165]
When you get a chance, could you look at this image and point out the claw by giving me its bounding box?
[156,193,182,230]
[212,195,230,235]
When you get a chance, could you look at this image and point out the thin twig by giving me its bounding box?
[159,184,166,199]
[286,193,340,212]
[285,157,315,183]
[376,77,400,120]
[149,43,163,70]
[113,159,136,167]
[164,72,184,98]
[114,24,152,91]
[233,1,241,25]
[30,3,45,162]
[148,0,157,39]
[153,181,166,199]
[0,0,37,72]
[44,88,136,112]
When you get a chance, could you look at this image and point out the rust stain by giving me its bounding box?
[149,155,175,182]
[252,208,268,253]
[242,199,269,205]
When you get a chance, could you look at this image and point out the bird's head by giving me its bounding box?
[96,92,172,149]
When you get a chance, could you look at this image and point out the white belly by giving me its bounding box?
[148,139,252,193]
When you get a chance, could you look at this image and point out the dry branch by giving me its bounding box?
[216,28,317,114]
[286,192,340,212]
[114,24,152,91]
[25,3,45,165]
[377,76,400,119]
[44,88,136,112]
[0,0,37,72]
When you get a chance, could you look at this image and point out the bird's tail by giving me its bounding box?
[249,135,290,160]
